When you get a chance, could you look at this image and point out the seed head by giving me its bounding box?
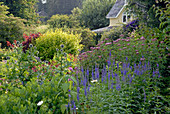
[6,56,10,60]
[56,48,59,51]
[29,44,33,48]
[16,41,20,44]
[60,44,64,48]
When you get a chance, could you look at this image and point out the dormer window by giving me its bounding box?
[122,12,131,23]
[41,0,47,4]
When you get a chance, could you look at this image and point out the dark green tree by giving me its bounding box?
[1,0,39,24]
[0,2,25,48]
[127,0,168,27]
[77,0,115,30]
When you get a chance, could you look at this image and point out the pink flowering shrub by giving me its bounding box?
[79,33,167,71]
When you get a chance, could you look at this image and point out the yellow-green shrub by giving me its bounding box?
[35,29,83,60]
[47,14,79,29]
[63,27,96,51]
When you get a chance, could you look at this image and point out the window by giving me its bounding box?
[41,0,47,4]
[122,12,131,23]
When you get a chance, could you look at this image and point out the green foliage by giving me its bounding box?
[0,44,78,113]
[79,26,168,72]
[1,0,39,24]
[154,0,170,33]
[35,29,83,60]
[47,14,80,29]
[76,63,168,113]
[77,0,115,30]
[128,0,168,28]
[100,26,128,42]
[0,2,26,48]
[37,0,81,17]
[63,27,96,51]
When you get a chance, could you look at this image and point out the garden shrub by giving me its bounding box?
[101,20,139,42]
[35,29,83,60]
[47,14,79,29]
[123,19,139,32]
[79,28,167,72]
[0,2,26,48]
[63,27,96,51]
[100,26,128,42]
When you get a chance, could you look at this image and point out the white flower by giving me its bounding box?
[91,80,97,83]
[37,101,43,106]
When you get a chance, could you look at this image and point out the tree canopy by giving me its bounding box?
[127,0,168,28]
[77,0,115,30]
[1,0,39,24]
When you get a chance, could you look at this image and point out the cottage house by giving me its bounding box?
[93,0,133,33]
[106,0,133,26]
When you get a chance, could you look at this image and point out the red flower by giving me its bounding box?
[55,64,60,68]
[14,40,17,44]
[6,41,11,46]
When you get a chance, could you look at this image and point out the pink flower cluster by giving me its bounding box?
[105,42,112,46]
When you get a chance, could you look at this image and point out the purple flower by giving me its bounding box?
[87,69,89,76]
[109,50,112,57]
[140,36,145,40]
[88,86,90,92]
[92,67,94,80]
[126,57,128,61]
[140,58,145,61]
[81,66,84,73]
[152,38,157,41]
[122,75,125,82]
[73,101,76,110]
[108,71,110,89]
[111,83,114,89]
[116,84,121,91]
[107,59,111,67]
[105,42,112,46]
[153,71,155,77]
[123,47,127,49]
[117,63,119,70]
[120,34,124,37]
[84,87,87,96]
[101,69,104,82]
[96,47,100,50]
[68,67,73,71]
[77,93,79,102]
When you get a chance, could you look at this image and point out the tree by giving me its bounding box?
[127,0,168,28]
[1,0,39,24]
[0,2,25,48]
[77,0,115,30]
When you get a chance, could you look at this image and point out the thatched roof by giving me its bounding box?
[106,0,125,18]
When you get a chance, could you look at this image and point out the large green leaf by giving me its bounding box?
[60,104,67,114]
[62,83,69,94]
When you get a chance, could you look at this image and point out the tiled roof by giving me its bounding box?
[106,0,125,18]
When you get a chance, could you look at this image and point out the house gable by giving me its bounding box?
[106,0,125,19]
